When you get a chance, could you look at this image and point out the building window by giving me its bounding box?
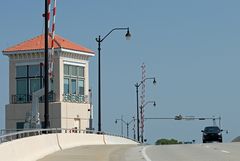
[72,66,78,76]
[71,79,77,94]
[29,65,40,77]
[64,65,69,75]
[63,64,85,103]
[78,66,84,77]
[16,79,27,95]
[30,78,41,94]
[64,78,69,94]
[15,64,44,103]
[16,122,25,129]
[78,80,84,96]
[16,66,27,77]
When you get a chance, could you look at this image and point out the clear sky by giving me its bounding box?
[1,0,240,144]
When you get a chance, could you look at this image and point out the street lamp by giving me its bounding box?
[135,77,156,142]
[140,101,156,143]
[115,116,135,138]
[96,27,131,132]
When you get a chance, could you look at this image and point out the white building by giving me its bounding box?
[2,34,95,130]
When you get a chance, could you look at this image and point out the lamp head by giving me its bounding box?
[153,101,156,107]
[153,78,157,85]
[125,28,131,40]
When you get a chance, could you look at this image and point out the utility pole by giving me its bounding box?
[44,0,50,129]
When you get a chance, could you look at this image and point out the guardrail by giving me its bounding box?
[0,128,139,144]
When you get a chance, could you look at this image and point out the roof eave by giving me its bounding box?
[2,49,44,55]
[2,48,95,57]
[60,48,95,57]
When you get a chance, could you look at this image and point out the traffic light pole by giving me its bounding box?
[145,116,222,127]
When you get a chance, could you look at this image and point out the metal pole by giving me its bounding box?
[127,123,129,138]
[121,115,123,136]
[140,105,143,143]
[219,117,221,128]
[89,89,93,130]
[135,84,140,142]
[44,0,50,129]
[97,36,101,132]
[133,117,136,140]
[96,28,130,133]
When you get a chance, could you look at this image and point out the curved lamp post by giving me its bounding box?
[96,28,131,132]
[135,77,156,141]
[140,101,156,143]
[115,116,135,138]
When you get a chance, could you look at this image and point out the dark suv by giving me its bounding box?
[201,126,222,143]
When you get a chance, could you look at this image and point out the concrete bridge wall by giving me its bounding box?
[0,133,138,161]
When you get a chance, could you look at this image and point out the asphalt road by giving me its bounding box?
[38,145,138,161]
[143,142,240,161]
[38,143,240,161]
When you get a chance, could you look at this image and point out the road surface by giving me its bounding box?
[38,143,240,161]
[143,142,240,161]
[38,145,139,161]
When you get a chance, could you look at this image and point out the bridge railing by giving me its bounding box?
[0,128,93,144]
[0,128,139,144]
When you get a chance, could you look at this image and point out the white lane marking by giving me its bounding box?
[221,150,230,154]
[203,144,230,154]
[142,146,152,161]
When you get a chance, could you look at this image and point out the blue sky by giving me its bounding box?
[1,0,240,143]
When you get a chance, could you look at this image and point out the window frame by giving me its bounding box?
[16,64,44,98]
[63,64,85,96]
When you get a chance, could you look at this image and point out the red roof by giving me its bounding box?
[3,34,94,54]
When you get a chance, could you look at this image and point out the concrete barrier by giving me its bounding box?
[57,133,105,149]
[0,133,138,161]
[104,135,138,145]
[0,134,60,161]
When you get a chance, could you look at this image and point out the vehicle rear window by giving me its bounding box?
[204,127,220,133]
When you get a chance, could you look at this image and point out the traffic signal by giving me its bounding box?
[175,115,183,120]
